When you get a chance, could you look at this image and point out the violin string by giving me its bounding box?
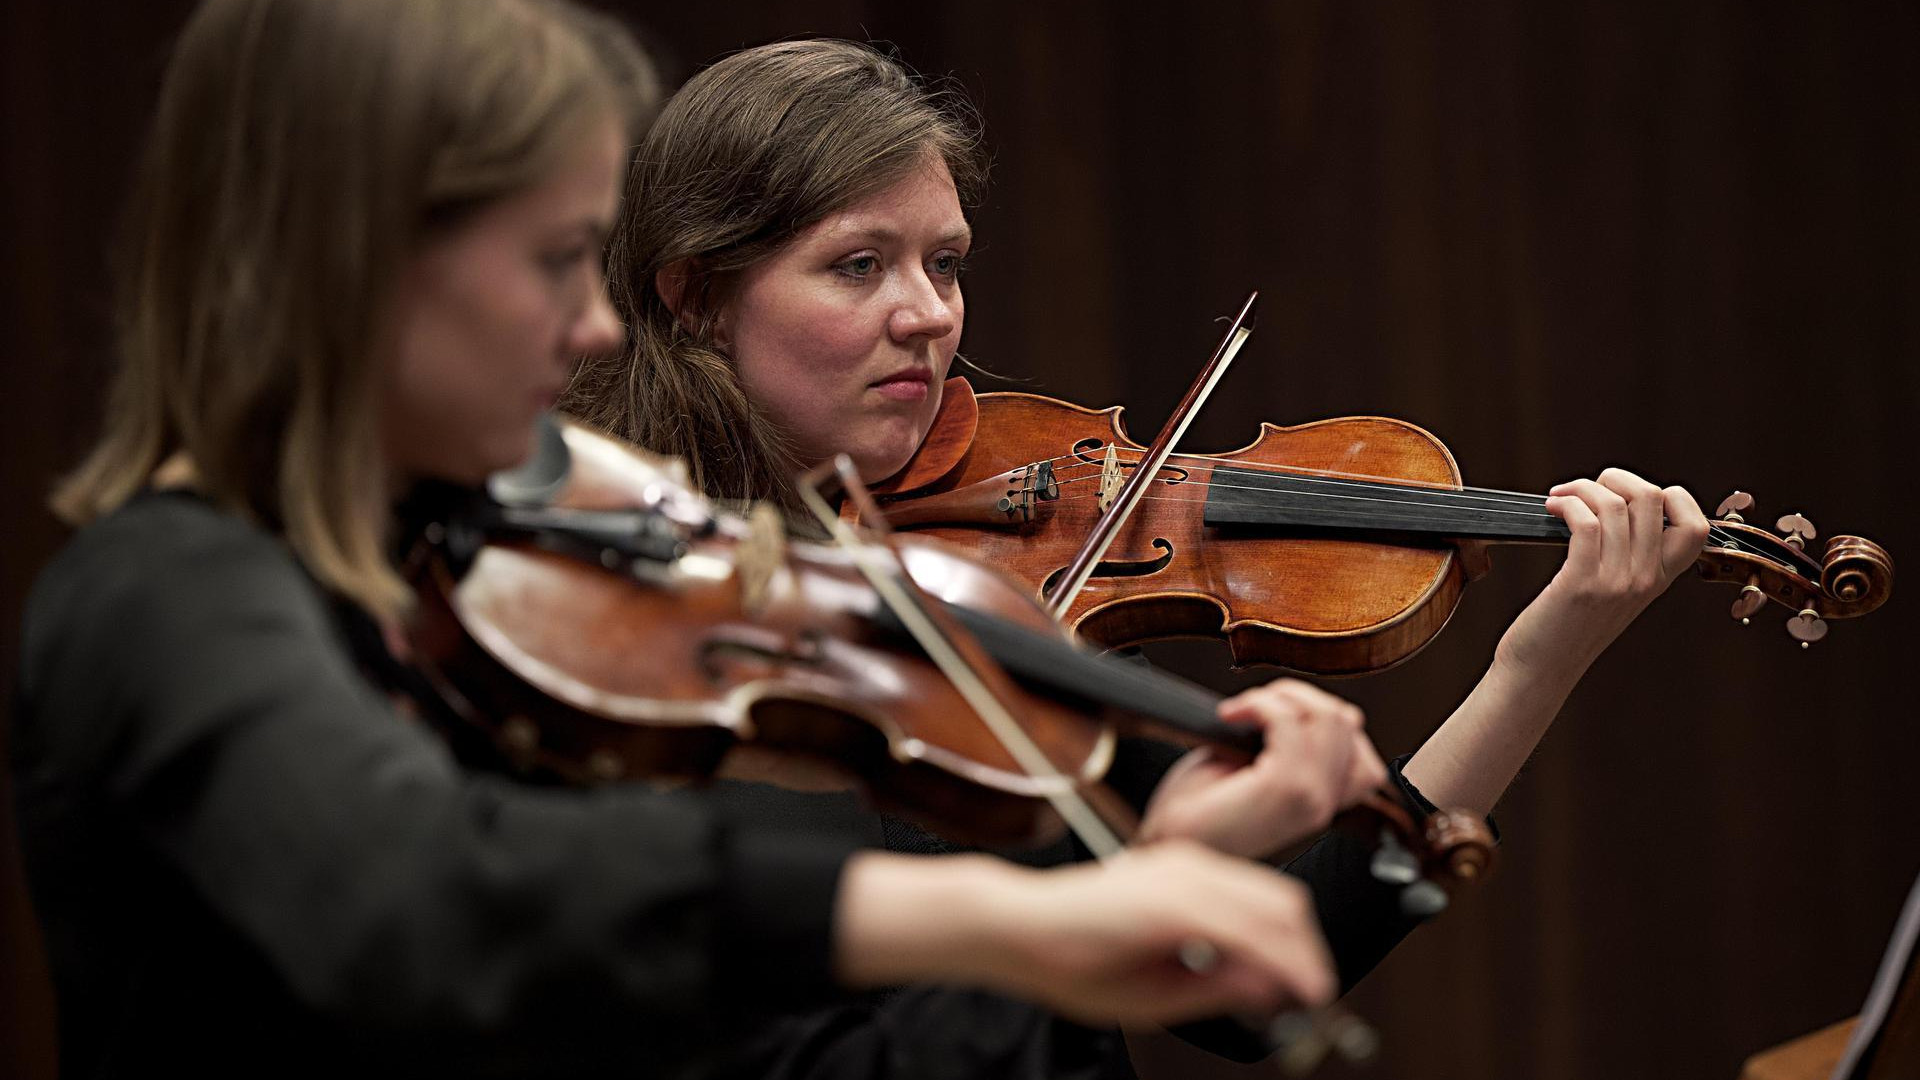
[1043,459,1551,513]
[1029,446,1556,505]
[1037,477,1778,563]
[1026,472,1786,566]
[1039,456,1722,533]
[1030,452,1783,559]
[1031,447,1794,559]
[1044,468,1559,518]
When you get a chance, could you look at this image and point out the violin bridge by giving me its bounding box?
[737,503,786,615]
[1098,445,1124,512]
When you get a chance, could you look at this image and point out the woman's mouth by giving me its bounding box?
[868,367,933,402]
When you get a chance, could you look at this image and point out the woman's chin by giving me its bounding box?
[820,421,922,484]
[444,428,542,490]
[849,442,918,485]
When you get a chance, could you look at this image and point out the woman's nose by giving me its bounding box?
[889,273,959,343]
[571,284,626,359]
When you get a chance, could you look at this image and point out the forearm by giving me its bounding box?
[1400,646,1591,817]
[1405,471,1712,816]
[834,851,1022,990]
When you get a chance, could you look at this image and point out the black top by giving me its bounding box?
[12,491,860,1077]
[12,490,1463,1079]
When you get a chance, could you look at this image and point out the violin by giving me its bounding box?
[399,416,1493,904]
[852,373,1895,674]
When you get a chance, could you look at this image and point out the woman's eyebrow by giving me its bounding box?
[814,222,973,247]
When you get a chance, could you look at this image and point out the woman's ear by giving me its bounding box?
[655,260,726,344]
[654,260,692,321]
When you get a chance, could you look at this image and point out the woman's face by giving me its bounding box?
[384,117,627,487]
[719,156,970,483]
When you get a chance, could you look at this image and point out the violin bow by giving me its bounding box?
[1044,291,1259,618]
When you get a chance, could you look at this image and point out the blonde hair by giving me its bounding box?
[562,39,987,512]
[54,0,657,621]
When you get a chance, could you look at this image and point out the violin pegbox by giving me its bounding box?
[1698,490,1894,646]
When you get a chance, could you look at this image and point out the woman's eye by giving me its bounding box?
[834,254,880,279]
[542,248,588,277]
[930,252,968,279]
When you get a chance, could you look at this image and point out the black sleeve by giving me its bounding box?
[1283,753,1501,996]
[1162,756,1495,1064]
[1098,652,1493,993]
[1093,651,1505,1064]
[13,496,862,1072]
[1279,754,1462,992]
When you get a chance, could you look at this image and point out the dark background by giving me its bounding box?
[5,3,1916,1079]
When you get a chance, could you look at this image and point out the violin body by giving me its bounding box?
[857,380,1894,674]
[869,391,1478,674]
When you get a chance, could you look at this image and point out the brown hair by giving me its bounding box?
[562,39,987,512]
[54,0,657,621]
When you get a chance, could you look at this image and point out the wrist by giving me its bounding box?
[1479,636,1591,740]
[1492,624,1600,692]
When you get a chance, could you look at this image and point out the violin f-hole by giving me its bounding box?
[1070,438,1107,466]
[698,628,821,683]
[1040,537,1176,597]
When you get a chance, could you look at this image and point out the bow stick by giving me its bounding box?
[1044,291,1259,617]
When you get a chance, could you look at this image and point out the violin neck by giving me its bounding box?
[1203,464,1571,546]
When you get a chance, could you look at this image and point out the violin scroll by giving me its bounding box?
[1822,535,1895,607]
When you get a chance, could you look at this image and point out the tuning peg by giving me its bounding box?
[498,715,541,769]
[1730,582,1766,624]
[1399,880,1450,918]
[1175,939,1220,973]
[1776,513,1817,549]
[1787,608,1828,648]
[1268,1009,1385,1072]
[1266,1013,1330,1075]
[1327,1013,1384,1064]
[1716,491,1754,522]
[1369,830,1421,886]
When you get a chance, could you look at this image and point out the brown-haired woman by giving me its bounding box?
[567,31,1715,1017]
[12,6,1354,1077]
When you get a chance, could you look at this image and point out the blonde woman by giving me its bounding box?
[13,5,1349,1078]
